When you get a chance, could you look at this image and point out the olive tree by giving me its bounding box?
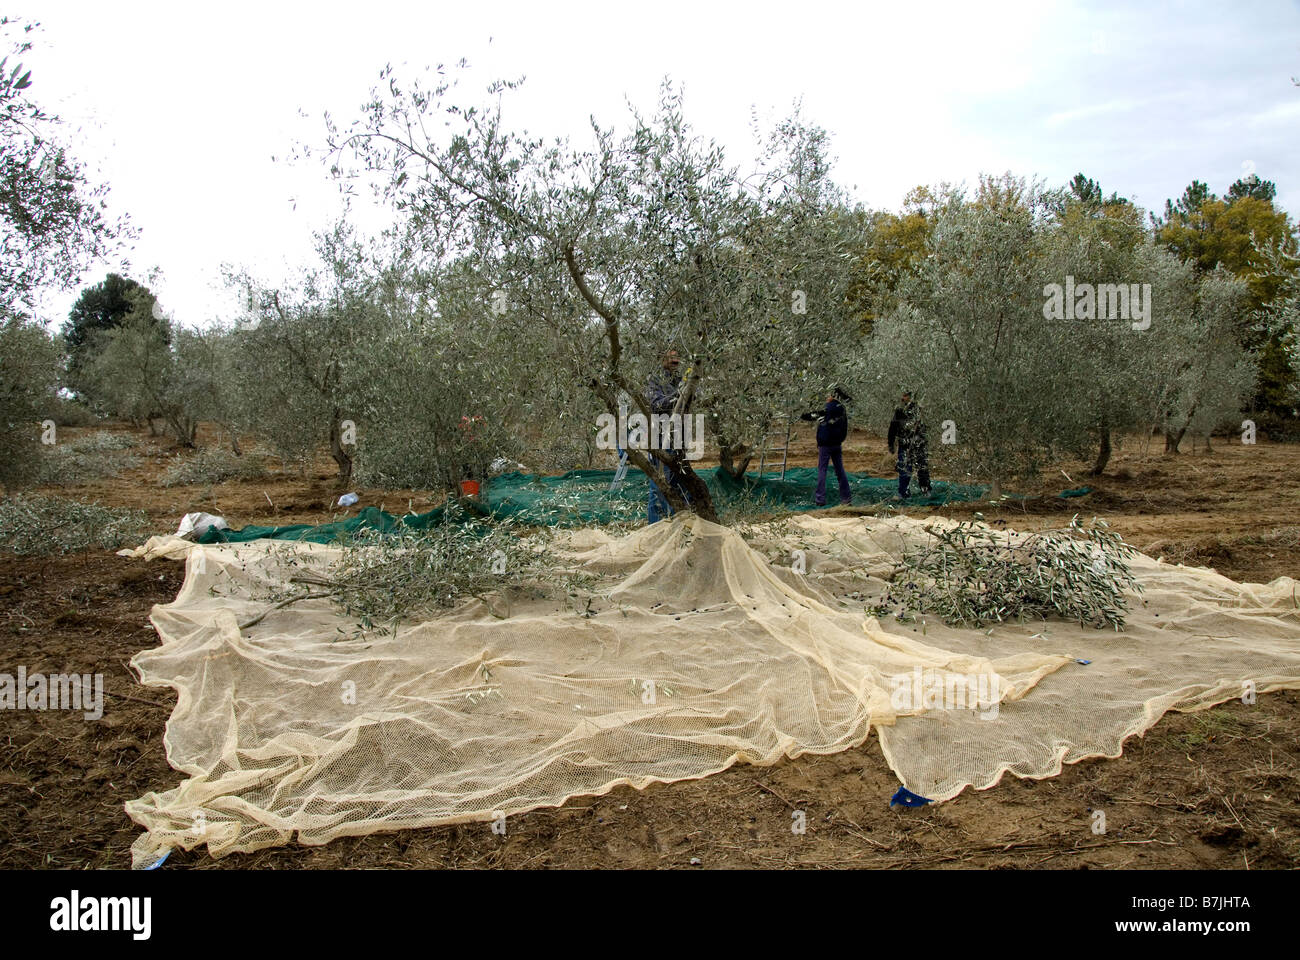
[227,221,378,482]
[0,314,59,490]
[80,291,204,445]
[858,176,1064,496]
[166,320,256,455]
[1153,266,1256,452]
[0,18,130,315]
[346,255,542,494]
[326,74,864,521]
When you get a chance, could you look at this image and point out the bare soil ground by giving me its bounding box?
[2,423,1298,869]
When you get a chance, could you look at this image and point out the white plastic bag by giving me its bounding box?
[176,512,229,539]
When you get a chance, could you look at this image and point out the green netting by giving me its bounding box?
[196,467,1081,545]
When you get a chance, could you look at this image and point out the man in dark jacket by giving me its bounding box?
[800,385,852,507]
[887,391,931,499]
[644,349,692,523]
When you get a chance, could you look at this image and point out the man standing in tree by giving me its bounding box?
[800,385,853,507]
[645,348,692,523]
[888,390,931,499]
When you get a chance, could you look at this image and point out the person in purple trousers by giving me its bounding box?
[800,385,853,507]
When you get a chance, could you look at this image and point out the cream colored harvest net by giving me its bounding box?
[120,515,1300,866]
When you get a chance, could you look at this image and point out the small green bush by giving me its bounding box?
[46,397,101,428]
[36,431,141,485]
[160,447,267,487]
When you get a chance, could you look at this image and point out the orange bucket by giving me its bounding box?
[459,480,481,497]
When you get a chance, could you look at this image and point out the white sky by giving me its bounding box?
[18,0,1300,329]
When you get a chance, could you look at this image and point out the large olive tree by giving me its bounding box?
[1036,191,1153,474]
[227,221,379,482]
[325,74,865,522]
[859,176,1064,496]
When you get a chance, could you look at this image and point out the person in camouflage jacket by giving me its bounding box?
[887,391,931,499]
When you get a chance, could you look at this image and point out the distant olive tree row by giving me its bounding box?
[851,175,1267,495]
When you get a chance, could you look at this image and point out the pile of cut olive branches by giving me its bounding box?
[244,511,594,635]
[869,515,1142,630]
[0,494,150,555]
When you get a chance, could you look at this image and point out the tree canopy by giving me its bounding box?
[0,17,130,317]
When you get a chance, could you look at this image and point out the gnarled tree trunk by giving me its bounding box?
[329,410,354,485]
[1090,423,1111,476]
[1165,402,1198,455]
[716,438,754,482]
[569,239,720,523]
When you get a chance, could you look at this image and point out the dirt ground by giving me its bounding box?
[2,422,1298,869]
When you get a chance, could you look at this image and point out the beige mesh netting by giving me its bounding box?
[119,514,1300,866]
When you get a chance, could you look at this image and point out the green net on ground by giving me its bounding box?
[197,468,997,545]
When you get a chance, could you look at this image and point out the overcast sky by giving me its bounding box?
[20,0,1300,328]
